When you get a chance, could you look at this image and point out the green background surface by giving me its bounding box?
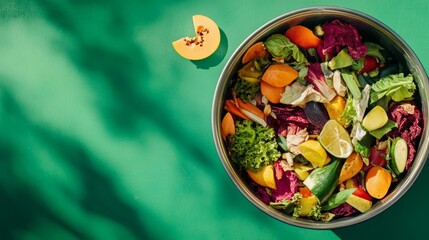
[1,0,428,239]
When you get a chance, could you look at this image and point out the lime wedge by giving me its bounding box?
[318,120,353,159]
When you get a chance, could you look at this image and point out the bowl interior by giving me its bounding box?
[212,6,429,229]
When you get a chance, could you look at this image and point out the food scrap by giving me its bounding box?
[221,19,423,221]
[172,15,221,60]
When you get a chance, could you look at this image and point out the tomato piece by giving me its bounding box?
[359,56,379,74]
[369,147,387,167]
[353,187,372,201]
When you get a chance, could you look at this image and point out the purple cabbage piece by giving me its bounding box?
[388,103,423,169]
[250,182,272,204]
[249,160,299,203]
[268,104,319,135]
[321,19,367,60]
[330,202,359,217]
[303,101,330,132]
[271,160,299,202]
[305,62,337,101]
[351,173,364,189]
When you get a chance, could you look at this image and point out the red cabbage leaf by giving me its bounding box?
[305,62,336,101]
[321,19,367,60]
[271,160,300,202]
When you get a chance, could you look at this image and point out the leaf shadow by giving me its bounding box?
[0,86,159,240]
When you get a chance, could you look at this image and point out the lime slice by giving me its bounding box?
[318,119,353,159]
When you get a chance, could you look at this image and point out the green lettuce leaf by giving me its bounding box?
[228,120,280,171]
[341,69,362,99]
[264,34,308,64]
[370,73,416,104]
[340,94,357,127]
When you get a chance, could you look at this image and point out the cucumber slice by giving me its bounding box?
[303,159,343,204]
[390,137,408,175]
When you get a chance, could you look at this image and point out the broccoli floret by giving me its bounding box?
[228,120,280,171]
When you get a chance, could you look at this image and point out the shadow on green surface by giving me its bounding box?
[40,131,150,239]
[0,87,154,239]
[0,0,323,239]
[191,28,228,69]
[0,0,226,239]
[0,0,167,239]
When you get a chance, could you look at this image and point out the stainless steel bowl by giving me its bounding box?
[212,6,429,229]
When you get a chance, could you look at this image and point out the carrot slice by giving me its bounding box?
[260,80,285,104]
[299,186,313,198]
[236,98,265,120]
[242,42,268,64]
[285,25,322,49]
[338,152,364,183]
[224,100,249,120]
[261,64,298,87]
[365,166,392,199]
[221,112,235,140]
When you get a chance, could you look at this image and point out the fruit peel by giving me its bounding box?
[246,164,276,189]
[346,194,372,213]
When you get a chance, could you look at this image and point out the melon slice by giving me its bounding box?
[172,15,221,60]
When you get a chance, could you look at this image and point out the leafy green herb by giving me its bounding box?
[365,42,385,63]
[370,73,416,104]
[321,188,356,211]
[369,120,398,139]
[264,34,308,64]
[355,141,370,159]
[352,58,365,72]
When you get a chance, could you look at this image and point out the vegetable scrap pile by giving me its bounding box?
[221,19,423,221]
